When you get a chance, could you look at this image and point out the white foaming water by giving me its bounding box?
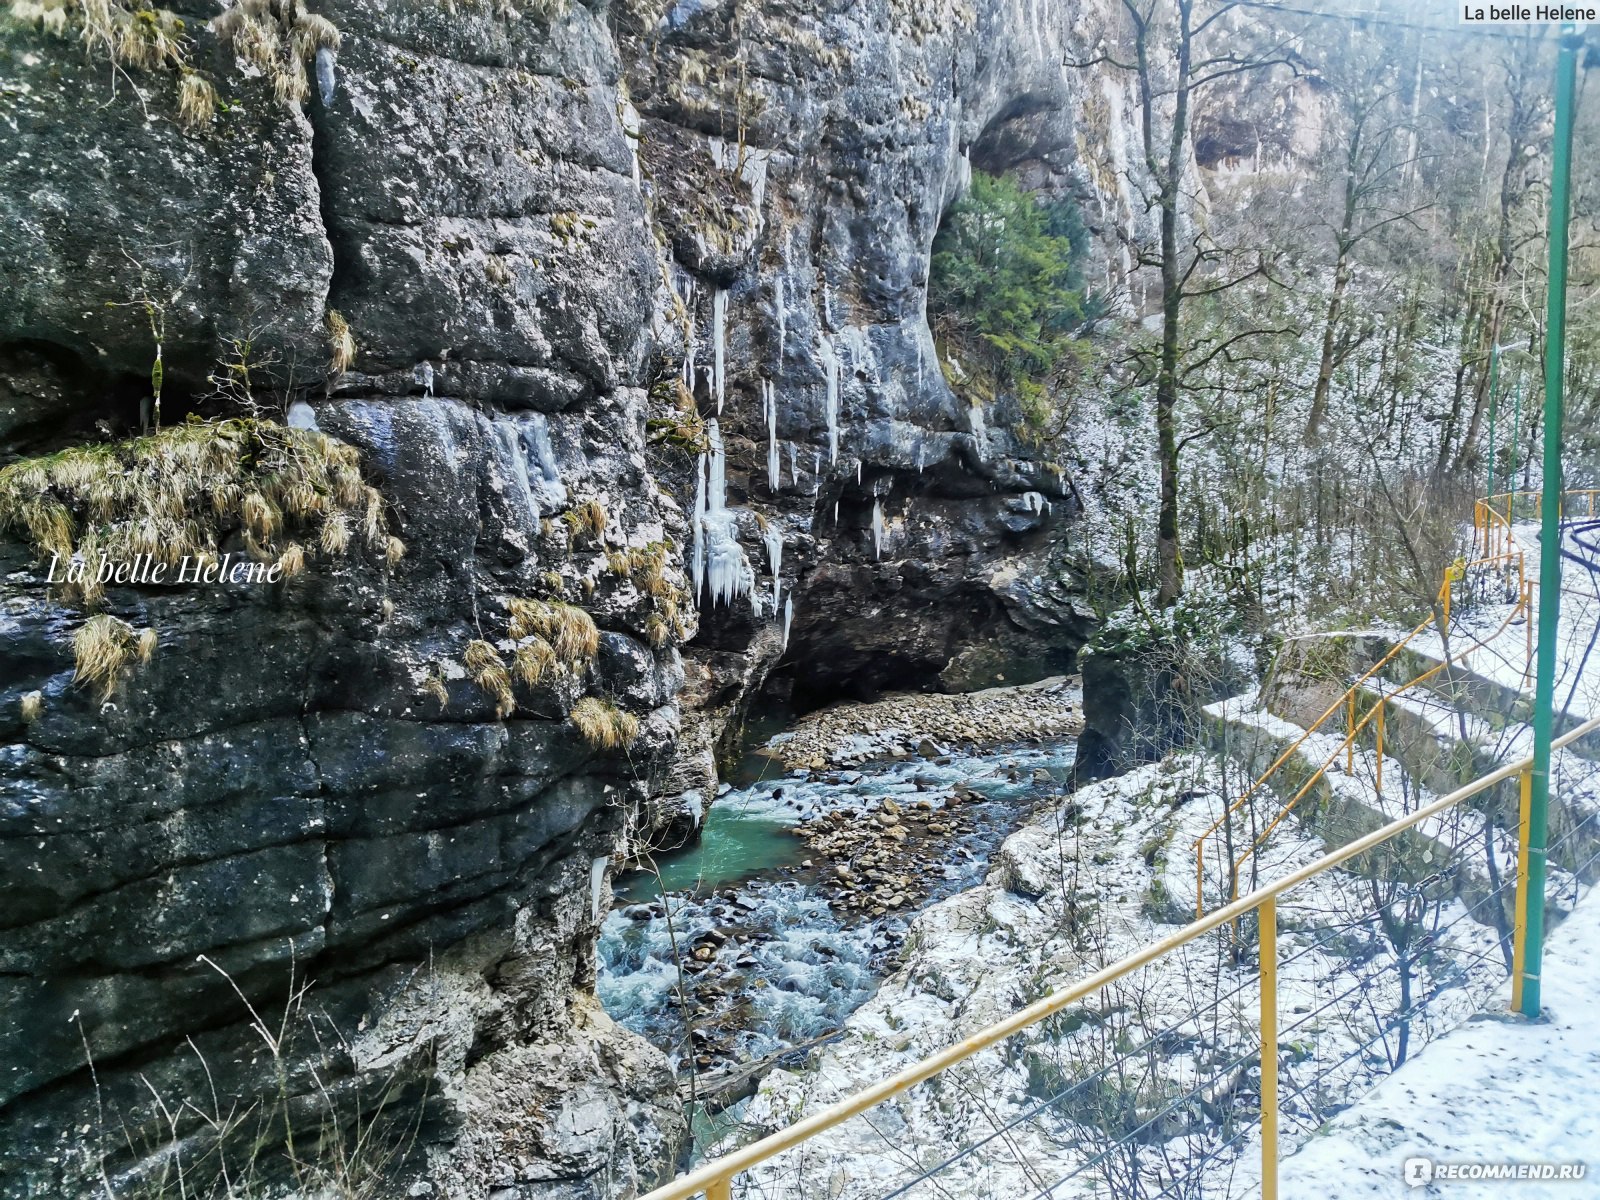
[763,379,781,492]
[819,334,840,463]
[871,498,885,561]
[712,288,728,413]
[598,740,1078,1067]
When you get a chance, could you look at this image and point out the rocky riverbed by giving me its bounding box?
[762,676,1083,770]
[599,734,1079,1088]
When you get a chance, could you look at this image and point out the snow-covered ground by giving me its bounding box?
[1279,889,1600,1198]
[696,520,1600,1200]
[721,756,1514,1199]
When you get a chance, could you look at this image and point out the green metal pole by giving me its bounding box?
[1521,27,1579,1019]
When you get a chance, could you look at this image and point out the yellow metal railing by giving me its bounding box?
[638,715,1600,1200]
[1189,490,1600,918]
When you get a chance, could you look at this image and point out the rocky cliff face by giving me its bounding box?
[0,0,1286,1194]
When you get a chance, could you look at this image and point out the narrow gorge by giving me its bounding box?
[6,1,1590,1197]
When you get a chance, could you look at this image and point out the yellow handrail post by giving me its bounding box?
[1511,768,1533,1013]
[1346,693,1356,772]
[1260,895,1279,1200]
[706,1179,733,1200]
[1375,700,1385,795]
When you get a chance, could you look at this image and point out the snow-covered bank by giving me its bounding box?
[1279,889,1600,1198]
[764,677,1083,770]
[727,754,1513,1198]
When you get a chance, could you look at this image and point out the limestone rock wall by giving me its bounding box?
[0,0,1319,1193]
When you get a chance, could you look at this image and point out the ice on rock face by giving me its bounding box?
[712,288,728,414]
[969,399,987,458]
[416,360,434,398]
[286,400,319,431]
[774,276,786,365]
[763,379,781,492]
[871,498,885,561]
[497,423,539,523]
[527,413,566,508]
[819,335,840,463]
[694,419,754,608]
[763,523,783,612]
[783,594,794,649]
[589,856,609,922]
[494,414,567,527]
[315,46,336,105]
[1022,491,1047,515]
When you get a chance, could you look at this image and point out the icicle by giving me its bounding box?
[416,360,434,397]
[315,46,337,105]
[696,419,753,607]
[589,856,608,921]
[712,288,728,413]
[871,498,885,561]
[763,525,783,612]
[856,460,862,486]
[833,500,839,524]
[688,793,704,830]
[681,277,698,389]
[782,595,794,649]
[969,400,987,459]
[787,443,798,487]
[691,452,707,599]
[774,276,786,366]
[819,335,840,463]
[764,379,780,492]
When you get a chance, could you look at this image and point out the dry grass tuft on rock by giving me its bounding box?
[8,0,218,129]
[465,639,514,718]
[569,696,638,750]
[0,417,394,609]
[507,597,600,668]
[71,613,144,701]
[565,498,608,543]
[326,308,356,376]
[211,0,343,109]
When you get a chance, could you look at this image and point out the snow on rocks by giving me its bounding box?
[728,753,1518,1199]
[765,676,1084,771]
